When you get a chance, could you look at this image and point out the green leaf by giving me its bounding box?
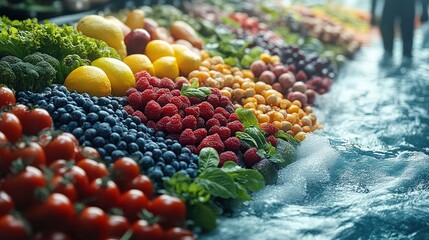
[275,130,300,146]
[197,168,237,198]
[235,108,259,128]
[236,131,258,148]
[189,203,218,231]
[222,161,265,192]
[235,183,253,201]
[245,126,266,149]
[198,147,219,172]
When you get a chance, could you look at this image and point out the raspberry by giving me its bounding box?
[266,135,278,146]
[224,137,240,151]
[206,118,220,129]
[198,133,224,153]
[135,70,152,80]
[127,92,142,109]
[219,151,238,167]
[171,89,181,96]
[160,77,175,90]
[170,96,183,109]
[213,113,227,126]
[194,128,207,144]
[165,114,182,133]
[144,100,161,121]
[178,109,185,118]
[135,78,151,91]
[228,113,239,122]
[217,126,231,141]
[148,76,160,87]
[185,106,200,117]
[198,102,214,120]
[154,88,170,97]
[214,107,230,119]
[161,103,179,117]
[175,78,189,90]
[182,115,197,130]
[155,116,170,131]
[167,133,180,141]
[296,70,307,82]
[243,147,262,168]
[262,123,278,136]
[208,125,220,136]
[132,110,147,124]
[124,105,134,115]
[186,145,198,154]
[146,120,156,129]
[126,87,138,96]
[197,117,205,128]
[188,97,202,105]
[141,89,158,107]
[157,93,173,107]
[210,88,221,97]
[218,96,231,108]
[178,96,191,108]
[179,128,197,145]
[206,94,219,108]
[227,120,244,134]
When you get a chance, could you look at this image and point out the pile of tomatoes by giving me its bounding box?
[0,86,194,240]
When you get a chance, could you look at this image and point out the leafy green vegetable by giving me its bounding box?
[181,79,212,100]
[235,108,259,128]
[198,147,220,173]
[222,161,265,192]
[189,203,218,231]
[235,131,258,148]
[275,130,300,146]
[197,168,237,199]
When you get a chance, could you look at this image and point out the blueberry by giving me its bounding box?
[59,125,69,132]
[140,156,154,170]
[181,148,191,155]
[104,143,117,154]
[58,85,68,93]
[162,151,176,164]
[187,169,198,178]
[90,105,101,113]
[136,132,146,138]
[155,162,165,169]
[87,112,99,123]
[156,137,165,142]
[37,99,48,107]
[82,121,92,130]
[158,143,167,150]
[148,167,163,180]
[111,100,119,110]
[71,110,83,121]
[128,142,139,153]
[95,123,112,138]
[78,136,85,144]
[83,140,92,147]
[179,161,188,170]
[46,103,55,113]
[145,142,157,152]
[57,108,66,115]
[117,141,128,151]
[97,110,109,120]
[98,97,110,106]
[72,127,84,139]
[152,149,162,159]
[83,100,94,111]
[191,154,199,164]
[157,157,165,163]
[104,116,116,126]
[97,148,106,158]
[178,153,190,163]
[75,96,86,106]
[147,128,155,135]
[115,109,123,118]
[84,128,97,141]
[104,156,113,165]
[92,136,106,148]
[164,165,176,177]
[165,139,173,146]
[68,121,79,131]
[144,151,153,157]
[53,97,67,108]
[58,113,72,124]
[51,111,60,120]
[177,170,188,176]
[155,131,165,138]
[129,122,137,130]
[136,138,145,150]
[112,150,126,160]
[64,104,75,113]
[171,143,182,154]
[137,124,147,133]
[112,125,124,134]
[189,163,198,169]
[123,134,136,143]
[130,151,144,161]
[109,133,121,144]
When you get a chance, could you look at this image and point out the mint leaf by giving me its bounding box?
[190,203,218,231]
[245,126,266,149]
[236,131,258,148]
[197,168,237,198]
[222,161,265,192]
[235,108,259,128]
[199,147,219,172]
[235,183,252,201]
[275,130,300,146]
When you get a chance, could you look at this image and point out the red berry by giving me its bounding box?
[126,87,138,96]
[198,133,224,153]
[141,89,158,107]
[193,128,207,144]
[198,102,214,120]
[206,94,220,108]
[170,96,183,109]
[224,137,240,151]
[208,125,220,136]
[296,70,307,82]
[171,89,181,96]
[160,103,179,117]
[135,70,152,80]
[132,111,147,123]
[218,96,230,108]
[197,117,205,128]
[135,78,151,91]
[214,107,230,119]
[182,115,197,130]
[127,92,142,109]
[155,116,170,131]
[228,113,239,122]
[146,120,156,129]
[165,114,182,133]
[148,76,160,87]
[178,96,191,108]
[243,148,262,167]
[179,129,197,145]
[144,100,162,121]
[175,78,189,90]
[159,77,175,90]
[206,118,220,130]
[262,123,278,136]
[157,93,173,107]
[219,151,238,167]
[266,135,278,146]
[188,97,202,105]
[213,113,227,126]
[123,105,134,115]
[184,106,200,117]
[210,88,221,97]
[227,120,244,134]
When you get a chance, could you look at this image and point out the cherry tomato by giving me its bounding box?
[0,86,15,108]
[131,220,164,240]
[48,159,69,174]
[50,175,78,202]
[15,142,46,168]
[0,131,7,142]
[52,165,90,200]
[164,227,195,240]
[18,108,52,136]
[107,215,130,239]
[88,178,121,211]
[76,159,108,182]
[0,191,14,216]
[0,112,22,143]
[3,166,47,210]
[32,231,73,240]
[149,195,186,225]
[43,133,77,164]
[0,214,30,240]
[119,189,150,222]
[26,193,75,233]
[0,144,16,177]
[75,206,109,240]
[74,146,100,162]
[122,175,154,198]
[112,157,140,187]
[10,104,28,119]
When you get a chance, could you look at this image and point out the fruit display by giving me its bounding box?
[0,0,372,238]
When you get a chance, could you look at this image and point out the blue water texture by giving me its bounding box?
[202,26,429,239]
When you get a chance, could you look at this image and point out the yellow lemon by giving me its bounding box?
[91,57,135,96]
[153,56,179,79]
[64,66,111,97]
[144,40,175,62]
[123,54,155,75]
[174,48,201,75]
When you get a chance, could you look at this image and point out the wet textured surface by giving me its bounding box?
[202,25,429,240]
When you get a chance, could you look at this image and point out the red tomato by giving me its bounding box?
[74,146,100,162]
[164,227,195,240]
[32,231,73,240]
[0,144,16,177]
[3,166,47,210]
[18,108,52,136]
[10,104,28,119]
[0,86,15,108]
[48,159,69,174]
[0,214,30,240]
[26,193,75,233]
[76,159,108,182]
[88,178,121,211]
[122,175,154,198]
[112,157,140,187]
[53,165,90,200]
[0,112,22,143]
[149,195,186,225]
[43,133,77,164]
[107,215,130,238]
[0,131,7,142]
[50,175,78,202]
[0,191,14,216]
[119,189,150,222]
[15,142,46,168]
[130,220,164,240]
[75,206,109,240]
